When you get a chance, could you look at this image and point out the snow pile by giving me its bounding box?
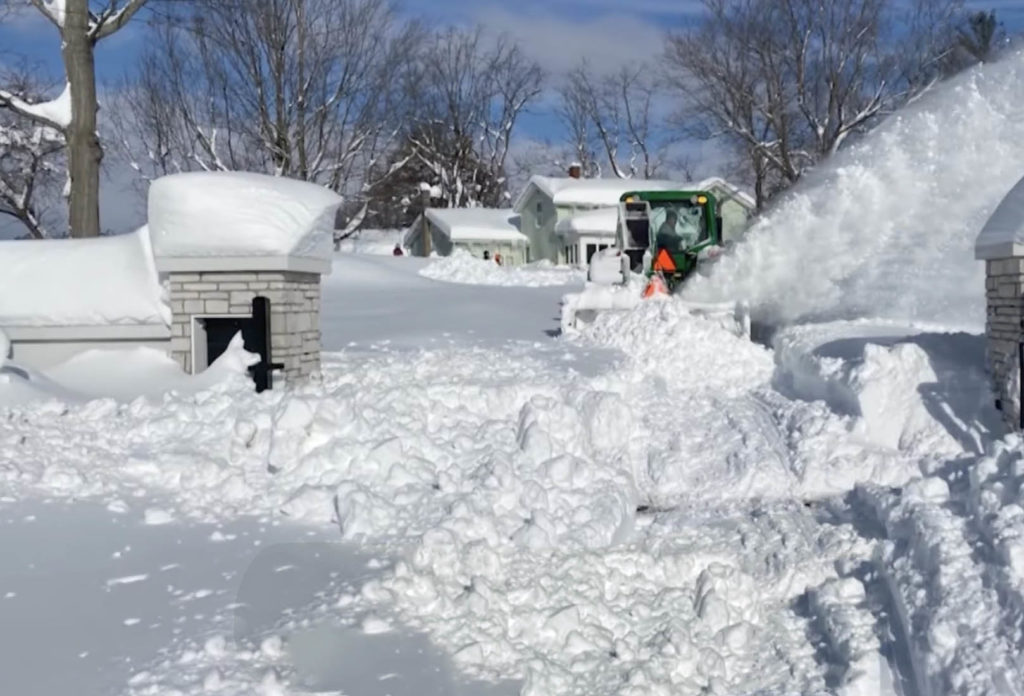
[0,226,169,327]
[858,442,1024,695]
[0,332,257,407]
[148,171,342,261]
[420,249,584,287]
[773,321,1000,457]
[572,300,918,502]
[686,50,1024,329]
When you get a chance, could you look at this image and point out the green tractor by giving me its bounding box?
[562,189,741,333]
[614,190,725,295]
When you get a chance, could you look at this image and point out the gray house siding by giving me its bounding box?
[518,189,560,263]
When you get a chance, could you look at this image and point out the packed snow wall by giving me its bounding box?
[684,49,1024,332]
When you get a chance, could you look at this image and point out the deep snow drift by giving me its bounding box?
[685,49,1024,330]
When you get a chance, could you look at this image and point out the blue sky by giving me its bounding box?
[1,0,1023,235]
[2,0,1023,143]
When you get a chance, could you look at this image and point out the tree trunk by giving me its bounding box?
[62,0,102,238]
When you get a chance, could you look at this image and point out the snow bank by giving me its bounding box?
[773,321,1000,457]
[0,227,169,327]
[420,249,584,287]
[0,332,257,407]
[686,50,1024,330]
[148,172,342,261]
[858,449,1024,694]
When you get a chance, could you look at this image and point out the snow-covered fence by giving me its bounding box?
[975,174,1024,429]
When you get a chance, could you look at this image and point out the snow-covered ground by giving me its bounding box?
[4,51,1024,696]
[334,228,405,255]
[418,249,585,287]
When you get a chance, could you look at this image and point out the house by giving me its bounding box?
[513,171,756,266]
[404,208,529,265]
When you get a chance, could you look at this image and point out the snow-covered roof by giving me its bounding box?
[554,207,619,239]
[699,176,757,210]
[0,227,170,328]
[419,208,527,243]
[513,175,755,211]
[148,171,342,264]
[975,174,1024,259]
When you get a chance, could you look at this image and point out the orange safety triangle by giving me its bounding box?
[642,274,668,298]
[653,248,677,272]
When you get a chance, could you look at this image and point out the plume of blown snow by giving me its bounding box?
[684,50,1024,331]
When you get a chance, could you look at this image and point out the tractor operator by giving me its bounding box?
[656,209,684,252]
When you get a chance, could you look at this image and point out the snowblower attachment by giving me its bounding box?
[560,189,745,335]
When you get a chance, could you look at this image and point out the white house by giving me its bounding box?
[513,172,756,266]
[404,208,529,265]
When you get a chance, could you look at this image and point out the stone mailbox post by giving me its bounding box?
[975,174,1024,429]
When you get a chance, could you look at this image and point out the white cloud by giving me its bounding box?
[469,5,675,76]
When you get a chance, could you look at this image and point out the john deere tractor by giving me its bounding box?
[561,189,746,334]
[614,190,724,295]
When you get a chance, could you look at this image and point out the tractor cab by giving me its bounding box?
[616,190,723,292]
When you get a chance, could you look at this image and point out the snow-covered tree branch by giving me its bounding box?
[1,0,156,237]
[114,0,422,239]
[0,67,67,239]
[664,0,966,208]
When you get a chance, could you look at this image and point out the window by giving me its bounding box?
[535,201,543,229]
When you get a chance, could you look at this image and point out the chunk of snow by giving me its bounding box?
[0,227,169,327]
[144,509,175,526]
[0,82,71,129]
[148,172,342,261]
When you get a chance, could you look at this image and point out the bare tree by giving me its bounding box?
[0,0,152,237]
[115,0,423,238]
[0,65,66,238]
[665,0,964,208]
[559,62,665,179]
[403,27,543,208]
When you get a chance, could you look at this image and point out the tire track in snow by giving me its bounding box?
[859,480,1023,696]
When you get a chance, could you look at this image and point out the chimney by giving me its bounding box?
[568,162,582,179]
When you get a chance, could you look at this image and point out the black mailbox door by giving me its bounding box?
[204,317,260,366]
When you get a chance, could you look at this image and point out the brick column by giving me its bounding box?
[166,271,322,381]
[985,258,1024,427]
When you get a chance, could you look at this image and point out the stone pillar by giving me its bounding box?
[985,257,1024,427]
[166,270,322,382]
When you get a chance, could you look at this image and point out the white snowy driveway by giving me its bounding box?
[1,249,1021,695]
